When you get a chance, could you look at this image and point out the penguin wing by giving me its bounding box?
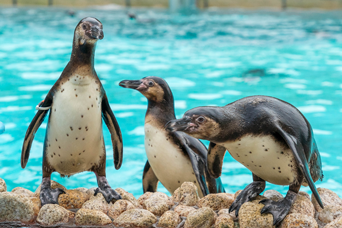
[21,95,53,168]
[207,142,227,178]
[275,124,324,209]
[101,93,123,170]
[143,160,159,193]
[172,131,210,196]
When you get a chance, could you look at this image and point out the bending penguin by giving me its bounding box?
[22,17,123,206]
[166,95,324,225]
[119,76,225,197]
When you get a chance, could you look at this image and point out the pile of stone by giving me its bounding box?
[0,178,341,228]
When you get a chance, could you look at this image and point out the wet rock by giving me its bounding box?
[37,204,73,225]
[58,190,89,209]
[35,180,67,195]
[215,213,235,228]
[318,205,342,224]
[174,205,196,217]
[114,209,157,228]
[263,190,283,202]
[73,187,88,194]
[86,187,97,198]
[289,194,315,218]
[184,207,216,228]
[108,199,136,219]
[280,213,318,228]
[312,188,342,213]
[81,193,108,214]
[138,192,153,207]
[0,192,37,222]
[298,191,310,199]
[172,182,199,206]
[198,193,234,211]
[239,201,274,228]
[75,208,112,226]
[11,187,35,197]
[324,215,342,228]
[143,192,173,216]
[0,178,6,192]
[158,211,181,228]
[116,188,141,208]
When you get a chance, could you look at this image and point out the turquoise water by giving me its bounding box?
[0,7,342,198]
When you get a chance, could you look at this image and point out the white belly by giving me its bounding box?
[46,75,104,175]
[145,123,203,197]
[221,135,297,185]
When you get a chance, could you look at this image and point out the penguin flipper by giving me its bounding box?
[275,124,324,209]
[101,93,123,170]
[207,142,227,178]
[173,131,210,196]
[143,160,159,193]
[21,96,53,168]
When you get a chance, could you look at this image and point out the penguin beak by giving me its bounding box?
[165,117,194,133]
[88,26,104,40]
[119,80,147,91]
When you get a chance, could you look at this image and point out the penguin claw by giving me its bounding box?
[40,187,65,206]
[259,198,292,226]
[94,187,121,203]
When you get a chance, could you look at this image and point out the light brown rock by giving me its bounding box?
[108,199,136,219]
[312,188,342,212]
[30,197,42,215]
[37,204,73,225]
[81,193,109,214]
[158,211,181,228]
[263,190,283,202]
[174,205,196,217]
[138,192,153,206]
[184,207,216,228]
[324,215,342,228]
[198,193,234,211]
[280,213,318,228]
[289,194,315,218]
[116,188,141,208]
[75,208,111,225]
[0,178,6,192]
[172,182,199,206]
[86,187,97,198]
[11,187,35,197]
[318,205,342,224]
[239,201,274,228]
[298,191,310,200]
[73,187,88,194]
[35,180,67,195]
[58,190,89,209]
[114,209,157,228]
[234,190,242,199]
[215,213,235,228]
[218,209,237,220]
[0,192,37,222]
[143,192,173,216]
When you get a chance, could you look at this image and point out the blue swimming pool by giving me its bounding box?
[0,7,341,197]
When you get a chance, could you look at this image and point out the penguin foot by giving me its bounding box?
[94,187,121,203]
[229,181,265,217]
[40,187,66,206]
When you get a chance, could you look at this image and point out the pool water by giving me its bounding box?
[0,7,342,198]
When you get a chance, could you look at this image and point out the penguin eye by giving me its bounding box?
[148,81,154,87]
[82,24,87,30]
[197,116,205,123]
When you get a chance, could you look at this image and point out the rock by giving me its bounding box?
[138,192,153,207]
[143,192,173,216]
[75,208,111,226]
[86,187,97,198]
[158,211,181,228]
[73,187,88,194]
[172,182,199,206]
[289,194,315,218]
[298,191,310,199]
[318,205,342,224]
[58,190,89,209]
[81,193,109,214]
[198,193,234,211]
[263,190,283,202]
[312,188,342,213]
[218,209,237,221]
[116,188,141,208]
[234,190,242,199]
[0,178,6,192]
[108,199,136,219]
[184,207,216,228]
[280,213,318,228]
[30,197,42,215]
[35,180,67,195]
[0,192,37,222]
[37,204,73,225]
[215,213,235,228]
[174,205,196,217]
[324,215,342,228]
[11,187,35,197]
[114,209,157,228]
[239,201,274,228]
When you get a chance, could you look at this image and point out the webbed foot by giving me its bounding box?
[94,187,121,203]
[39,177,65,206]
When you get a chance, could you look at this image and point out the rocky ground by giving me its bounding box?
[0,179,341,228]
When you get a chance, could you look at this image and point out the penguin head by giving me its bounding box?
[75,17,104,45]
[119,76,173,103]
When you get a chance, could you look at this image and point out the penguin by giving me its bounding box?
[119,76,225,197]
[21,17,123,206]
[165,95,324,225]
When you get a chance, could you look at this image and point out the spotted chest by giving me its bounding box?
[220,135,298,185]
[46,75,105,175]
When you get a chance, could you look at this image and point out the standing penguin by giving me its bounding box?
[166,96,324,225]
[119,76,225,197]
[22,17,123,205]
